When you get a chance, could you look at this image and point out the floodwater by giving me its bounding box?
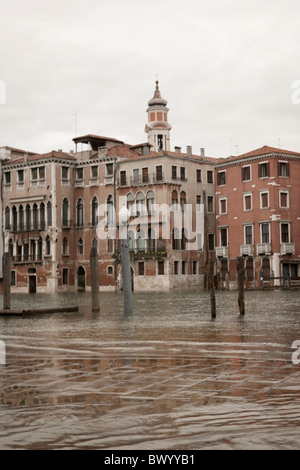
[0,289,299,450]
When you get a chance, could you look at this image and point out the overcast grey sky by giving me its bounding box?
[1,0,300,158]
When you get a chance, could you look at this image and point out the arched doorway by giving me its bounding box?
[77,266,86,292]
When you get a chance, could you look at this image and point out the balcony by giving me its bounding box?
[240,244,254,257]
[153,172,164,183]
[257,243,272,256]
[216,246,228,258]
[6,222,46,233]
[12,255,43,265]
[62,219,72,230]
[280,242,295,255]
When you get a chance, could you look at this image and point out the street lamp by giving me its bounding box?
[119,204,133,314]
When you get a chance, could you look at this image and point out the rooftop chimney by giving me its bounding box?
[200,148,205,160]
[174,146,181,153]
[187,146,192,158]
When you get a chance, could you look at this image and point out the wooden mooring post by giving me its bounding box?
[90,247,100,312]
[209,256,216,318]
[2,252,11,311]
[237,257,245,315]
[120,237,133,315]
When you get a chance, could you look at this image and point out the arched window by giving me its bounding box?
[180,191,186,211]
[172,190,178,208]
[181,228,187,250]
[5,206,10,230]
[8,239,13,258]
[128,230,135,252]
[136,191,145,215]
[146,190,155,214]
[172,227,180,250]
[47,201,52,227]
[26,204,31,230]
[33,203,38,230]
[62,237,68,255]
[148,227,156,251]
[76,198,84,227]
[137,228,146,251]
[127,192,134,215]
[77,237,84,255]
[62,198,69,227]
[107,237,113,253]
[40,202,45,230]
[106,195,114,226]
[12,206,17,231]
[46,235,51,256]
[37,237,43,260]
[91,196,98,226]
[19,205,24,231]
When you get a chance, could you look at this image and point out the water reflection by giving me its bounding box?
[0,290,299,449]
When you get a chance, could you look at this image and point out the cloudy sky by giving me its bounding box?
[1,0,300,158]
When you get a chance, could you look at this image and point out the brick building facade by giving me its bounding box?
[0,82,216,293]
[214,145,300,289]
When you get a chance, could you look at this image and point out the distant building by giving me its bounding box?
[214,145,300,289]
[1,82,216,293]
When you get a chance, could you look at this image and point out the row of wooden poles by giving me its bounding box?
[209,255,245,318]
[2,249,244,317]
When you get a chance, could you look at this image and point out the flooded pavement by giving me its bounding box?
[0,289,299,450]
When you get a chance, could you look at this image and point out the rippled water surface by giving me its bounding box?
[0,289,300,450]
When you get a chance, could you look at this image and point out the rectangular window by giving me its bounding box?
[197,234,203,251]
[281,223,290,243]
[180,167,186,181]
[156,165,163,181]
[62,166,69,183]
[133,168,140,184]
[260,191,269,209]
[220,227,228,247]
[196,195,202,211]
[245,225,253,245]
[182,261,186,275]
[62,268,69,285]
[4,172,11,186]
[174,260,179,275]
[158,260,164,275]
[261,223,270,243]
[219,198,227,214]
[278,161,289,177]
[217,171,226,186]
[258,162,270,178]
[242,165,251,182]
[120,170,127,186]
[208,234,215,251]
[279,191,289,208]
[107,238,113,253]
[76,167,83,180]
[138,262,144,276]
[207,170,214,183]
[106,163,113,176]
[207,196,214,212]
[142,167,149,183]
[11,270,16,286]
[244,193,252,211]
[172,166,177,180]
[91,165,98,178]
[18,169,24,183]
[196,169,202,182]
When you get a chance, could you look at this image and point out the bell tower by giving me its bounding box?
[145,81,171,152]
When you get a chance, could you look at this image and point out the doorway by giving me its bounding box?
[77,266,86,292]
[29,275,36,293]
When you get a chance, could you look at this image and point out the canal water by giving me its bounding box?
[0,289,299,450]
